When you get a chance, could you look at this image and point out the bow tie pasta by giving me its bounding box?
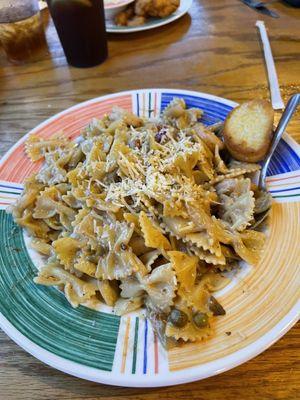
[8,98,269,347]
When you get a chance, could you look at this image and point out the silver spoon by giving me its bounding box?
[250,93,300,228]
[258,93,300,190]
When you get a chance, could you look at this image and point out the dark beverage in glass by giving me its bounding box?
[47,0,108,68]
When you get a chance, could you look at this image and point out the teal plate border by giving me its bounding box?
[0,211,120,371]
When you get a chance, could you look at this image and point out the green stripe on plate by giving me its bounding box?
[0,189,21,195]
[273,193,300,198]
[132,317,139,374]
[0,211,120,371]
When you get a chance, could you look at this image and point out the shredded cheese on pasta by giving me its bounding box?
[8,98,268,346]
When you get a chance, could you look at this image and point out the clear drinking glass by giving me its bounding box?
[0,0,46,63]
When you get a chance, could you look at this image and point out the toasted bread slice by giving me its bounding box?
[223,100,274,163]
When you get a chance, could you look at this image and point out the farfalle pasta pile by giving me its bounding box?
[8,98,270,346]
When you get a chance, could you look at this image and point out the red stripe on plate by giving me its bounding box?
[0,95,132,183]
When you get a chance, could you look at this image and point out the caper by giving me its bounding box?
[192,312,209,328]
[209,296,226,316]
[168,309,188,328]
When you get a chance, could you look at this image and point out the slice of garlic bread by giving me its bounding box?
[223,100,274,162]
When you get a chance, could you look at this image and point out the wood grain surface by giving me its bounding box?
[0,0,299,399]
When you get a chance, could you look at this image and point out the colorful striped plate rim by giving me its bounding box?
[0,89,299,387]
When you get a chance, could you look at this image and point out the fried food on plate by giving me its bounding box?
[115,0,180,26]
[223,100,274,163]
[115,6,135,26]
[127,15,146,26]
[135,0,180,18]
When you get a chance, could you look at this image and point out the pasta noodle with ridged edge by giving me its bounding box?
[8,97,269,347]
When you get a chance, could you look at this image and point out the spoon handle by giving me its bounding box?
[259,93,300,190]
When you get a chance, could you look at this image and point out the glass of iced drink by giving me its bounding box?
[47,0,108,68]
[0,0,46,63]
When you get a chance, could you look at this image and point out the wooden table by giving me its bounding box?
[0,1,299,399]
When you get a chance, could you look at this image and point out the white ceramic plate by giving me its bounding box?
[105,0,193,33]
